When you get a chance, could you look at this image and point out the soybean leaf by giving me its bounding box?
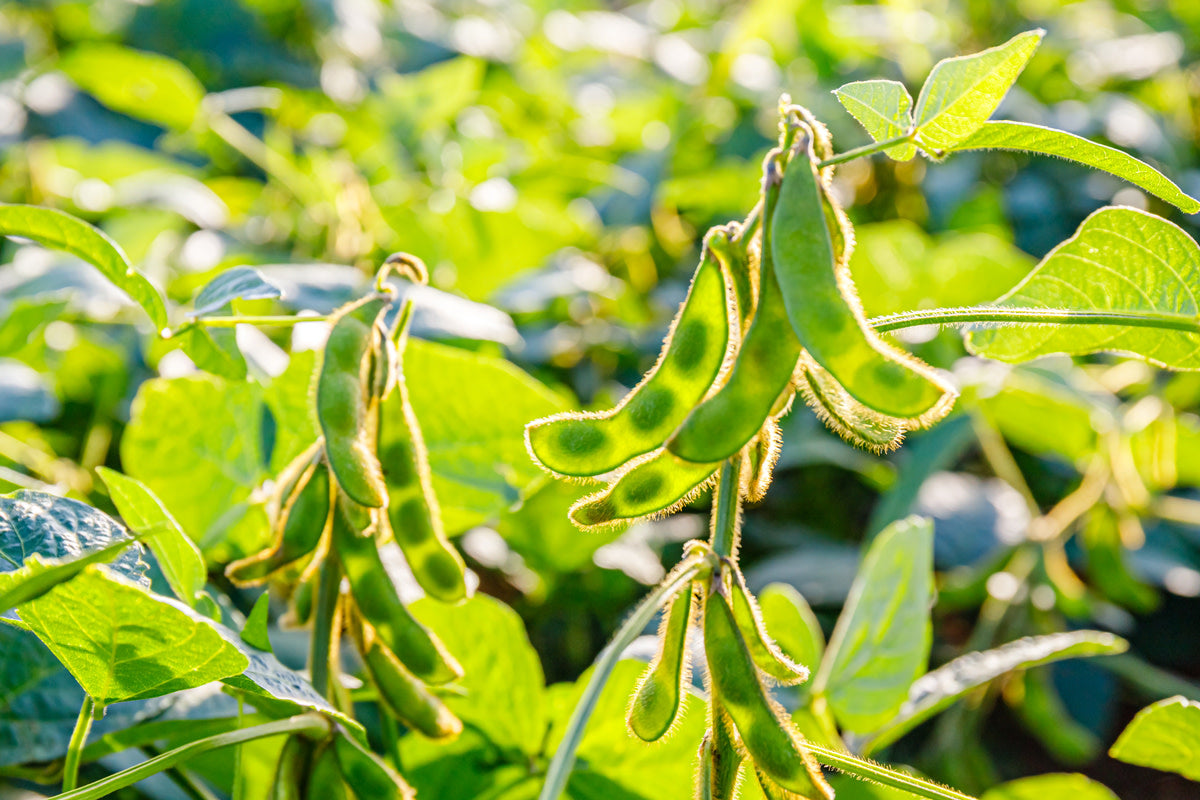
[241,593,272,652]
[864,631,1128,752]
[980,773,1119,800]
[264,349,321,472]
[97,467,207,607]
[834,80,916,161]
[17,565,247,706]
[758,582,825,674]
[220,630,345,723]
[967,207,1200,370]
[1109,695,1200,781]
[952,121,1200,213]
[0,204,167,331]
[193,267,285,316]
[0,294,69,356]
[181,325,249,380]
[913,30,1043,152]
[815,516,934,734]
[405,339,566,531]
[0,541,132,616]
[58,43,206,131]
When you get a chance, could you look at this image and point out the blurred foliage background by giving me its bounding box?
[4,0,1200,798]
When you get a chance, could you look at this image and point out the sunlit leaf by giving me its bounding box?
[981,773,1118,800]
[58,43,206,131]
[834,80,916,161]
[1109,695,1200,781]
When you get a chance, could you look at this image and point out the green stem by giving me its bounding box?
[816,134,914,168]
[190,315,325,329]
[537,557,706,800]
[803,742,976,800]
[204,109,321,209]
[51,715,330,800]
[870,306,1200,335]
[709,458,743,558]
[62,696,95,792]
[310,552,342,700]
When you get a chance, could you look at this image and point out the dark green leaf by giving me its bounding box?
[193,267,285,316]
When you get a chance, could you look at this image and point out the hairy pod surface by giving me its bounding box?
[629,584,695,742]
[307,740,350,800]
[795,355,908,453]
[706,223,757,338]
[730,570,809,685]
[703,588,832,799]
[770,128,953,422]
[317,294,392,508]
[527,247,731,478]
[710,703,744,800]
[668,153,802,464]
[269,735,310,800]
[359,626,463,740]
[569,448,720,530]
[334,731,416,800]
[745,418,783,503]
[334,501,463,684]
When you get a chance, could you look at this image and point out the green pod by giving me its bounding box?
[378,360,467,604]
[770,126,952,421]
[667,153,802,465]
[796,355,907,453]
[628,584,695,741]
[227,455,333,586]
[569,448,720,531]
[703,588,832,799]
[307,741,350,800]
[317,294,392,508]
[745,418,783,503]
[710,704,744,800]
[334,731,415,800]
[730,570,808,686]
[361,633,463,740]
[526,246,731,478]
[334,505,463,684]
[269,735,310,800]
[706,222,756,337]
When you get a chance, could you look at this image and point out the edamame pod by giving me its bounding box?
[269,735,310,800]
[730,569,808,686]
[796,354,907,453]
[706,223,756,337]
[745,419,783,503]
[334,502,463,684]
[770,125,953,422]
[704,587,832,799]
[307,741,350,800]
[334,730,416,800]
[569,448,720,531]
[628,584,695,741]
[668,153,803,464]
[317,294,392,508]
[526,245,731,478]
[359,625,463,740]
[710,704,744,800]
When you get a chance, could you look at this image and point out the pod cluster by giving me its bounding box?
[226,256,469,794]
[525,104,957,532]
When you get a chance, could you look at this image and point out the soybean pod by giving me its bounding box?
[703,586,832,799]
[796,355,907,453]
[269,735,310,800]
[526,244,731,478]
[569,448,720,531]
[729,569,808,686]
[334,501,463,685]
[307,741,350,800]
[709,703,744,800]
[667,152,802,465]
[334,730,416,800]
[356,620,463,740]
[317,294,393,508]
[770,122,953,422]
[628,583,695,742]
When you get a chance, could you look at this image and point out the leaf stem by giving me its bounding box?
[191,315,325,328]
[870,306,1200,335]
[310,552,342,700]
[62,695,95,792]
[537,557,705,800]
[804,742,977,800]
[51,714,330,800]
[817,134,914,168]
[709,458,742,559]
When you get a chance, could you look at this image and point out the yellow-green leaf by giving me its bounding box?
[834,80,916,161]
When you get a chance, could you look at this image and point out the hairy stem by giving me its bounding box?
[709,458,743,558]
[62,696,95,792]
[804,742,976,800]
[816,134,914,168]
[870,306,1200,335]
[537,557,706,800]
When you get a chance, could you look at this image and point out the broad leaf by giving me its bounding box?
[834,80,916,161]
[967,207,1200,370]
[0,294,69,356]
[193,267,286,316]
[981,773,1119,800]
[913,30,1043,152]
[97,467,207,606]
[863,631,1128,752]
[181,325,249,380]
[815,516,934,733]
[18,565,247,707]
[58,43,206,131]
[758,582,825,674]
[953,121,1200,213]
[0,204,167,331]
[0,541,133,616]
[1109,695,1200,781]
[264,349,321,472]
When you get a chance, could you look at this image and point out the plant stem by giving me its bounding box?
[62,696,95,792]
[51,714,330,800]
[310,552,342,700]
[191,315,325,329]
[870,306,1200,335]
[803,742,975,800]
[817,134,914,168]
[537,557,705,800]
[709,458,743,558]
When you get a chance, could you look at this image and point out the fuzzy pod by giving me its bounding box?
[628,584,695,741]
[334,730,416,800]
[526,245,732,478]
[709,702,745,800]
[795,355,909,453]
[744,418,783,503]
[306,740,350,800]
[729,569,809,686]
[667,151,803,465]
[568,448,720,531]
[317,294,392,508]
[334,501,463,684]
[706,222,757,338]
[703,588,832,799]
[269,735,311,800]
[359,626,463,740]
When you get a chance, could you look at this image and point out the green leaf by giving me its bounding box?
[864,631,1128,752]
[834,80,916,161]
[1109,695,1200,781]
[0,294,69,356]
[97,467,207,607]
[193,267,285,316]
[241,593,272,652]
[18,565,247,706]
[913,30,1043,152]
[0,204,167,331]
[966,207,1200,371]
[980,773,1119,800]
[0,541,133,617]
[405,339,566,531]
[952,121,1200,214]
[264,349,321,473]
[815,516,933,733]
[976,369,1103,466]
[758,582,825,674]
[58,43,206,131]
[409,593,546,754]
[181,326,249,380]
